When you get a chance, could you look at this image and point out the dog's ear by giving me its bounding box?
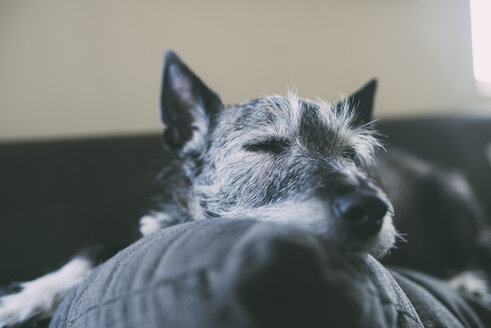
[337,79,377,126]
[160,50,223,151]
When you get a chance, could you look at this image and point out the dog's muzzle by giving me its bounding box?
[332,192,388,238]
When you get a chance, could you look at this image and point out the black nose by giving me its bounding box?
[332,193,388,238]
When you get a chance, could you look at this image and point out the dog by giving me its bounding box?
[139,51,397,258]
[378,150,491,299]
[7,49,482,326]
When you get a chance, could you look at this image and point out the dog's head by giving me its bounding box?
[159,51,396,257]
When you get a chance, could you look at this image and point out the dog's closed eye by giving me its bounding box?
[342,147,358,161]
[243,137,290,154]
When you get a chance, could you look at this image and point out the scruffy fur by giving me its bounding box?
[144,79,397,257]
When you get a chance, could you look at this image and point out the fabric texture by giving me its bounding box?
[50,219,491,328]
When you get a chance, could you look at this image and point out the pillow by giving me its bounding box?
[50,219,490,328]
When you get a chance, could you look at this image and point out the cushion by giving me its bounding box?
[49,219,491,328]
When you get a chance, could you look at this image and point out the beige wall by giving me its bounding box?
[1,0,490,141]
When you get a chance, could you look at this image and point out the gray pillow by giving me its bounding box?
[50,219,490,328]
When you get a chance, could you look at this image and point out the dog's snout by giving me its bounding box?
[332,193,388,238]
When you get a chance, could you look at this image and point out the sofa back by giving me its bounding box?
[1,116,490,284]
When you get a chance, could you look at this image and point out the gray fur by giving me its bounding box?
[144,51,397,258]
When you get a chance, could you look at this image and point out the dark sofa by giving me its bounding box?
[1,116,491,327]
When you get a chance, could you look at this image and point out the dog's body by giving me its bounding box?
[0,51,487,326]
[378,149,491,298]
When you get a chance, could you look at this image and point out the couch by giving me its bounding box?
[1,116,491,327]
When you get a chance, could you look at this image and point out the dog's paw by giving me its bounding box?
[0,257,93,327]
[0,289,44,327]
[139,215,163,236]
[448,271,490,301]
[139,212,173,236]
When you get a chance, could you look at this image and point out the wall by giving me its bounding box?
[1,0,490,140]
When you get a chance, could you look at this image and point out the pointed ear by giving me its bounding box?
[337,79,377,126]
[160,50,223,151]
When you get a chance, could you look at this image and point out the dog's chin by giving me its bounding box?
[244,198,397,259]
[344,215,397,259]
[308,214,397,259]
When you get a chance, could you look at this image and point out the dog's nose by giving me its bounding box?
[332,193,388,238]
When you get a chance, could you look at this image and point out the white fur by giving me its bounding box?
[139,214,165,236]
[167,64,210,155]
[448,271,489,301]
[287,87,302,130]
[181,108,209,155]
[252,197,332,227]
[0,257,93,327]
[209,197,396,259]
[365,214,397,258]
